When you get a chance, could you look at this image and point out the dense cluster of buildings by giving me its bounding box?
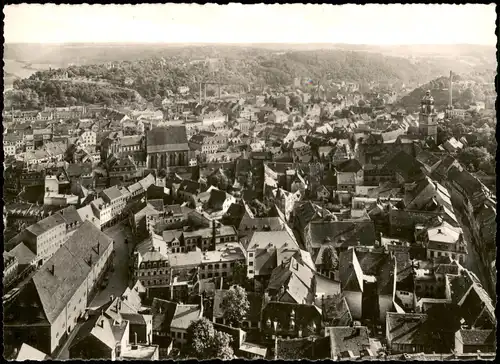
[3,71,496,361]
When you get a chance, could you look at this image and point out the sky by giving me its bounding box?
[4,4,497,45]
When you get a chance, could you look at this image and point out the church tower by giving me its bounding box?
[418,90,438,142]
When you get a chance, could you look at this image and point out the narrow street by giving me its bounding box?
[449,194,493,296]
[91,222,134,308]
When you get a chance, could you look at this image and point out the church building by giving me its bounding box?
[146,126,190,169]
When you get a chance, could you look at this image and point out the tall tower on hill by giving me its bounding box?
[448,70,453,108]
[418,90,438,142]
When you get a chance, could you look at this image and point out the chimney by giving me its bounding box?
[110,295,114,302]
[211,219,217,250]
[50,264,55,275]
[449,70,453,108]
[274,336,278,360]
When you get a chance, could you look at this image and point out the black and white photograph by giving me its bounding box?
[2,3,497,361]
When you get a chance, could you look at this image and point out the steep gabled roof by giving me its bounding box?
[386,313,429,346]
[384,150,424,182]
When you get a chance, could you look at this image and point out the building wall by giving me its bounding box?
[69,335,114,360]
[28,223,67,264]
[395,290,414,310]
[344,290,362,320]
[199,259,242,280]
[4,145,16,156]
[171,328,188,345]
[427,248,466,264]
[378,295,394,322]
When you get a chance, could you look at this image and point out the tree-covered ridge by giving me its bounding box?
[398,70,495,112]
[7,47,490,110]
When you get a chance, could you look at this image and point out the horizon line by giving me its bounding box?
[5,41,496,47]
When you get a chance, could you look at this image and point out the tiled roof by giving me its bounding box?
[460,284,495,328]
[394,251,413,287]
[458,329,495,346]
[57,205,83,226]
[136,234,168,259]
[164,204,182,215]
[121,313,147,325]
[31,222,113,323]
[65,162,93,177]
[151,298,177,332]
[70,315,116,352]
[386,312,429,345]
[246,231,299,251]
[276,336,331,360]
[321,294,352,327]
[336,159,362,173]
[447,167,484,198]
[208,189,228,211]
[253,248,278,276]
[170,304,202,330]
[146,126,189,153]
[8,242,36,266]
[169,250,202,267]
[327,326,371,358]
[162,230,183,244]
[384,151,424,182]
[267,257,315,304]
[120,135,143,146]
[433,155,457,176]
[238,213,285,238]
[26,213,66,236]
[127,182,144,194]
[178,179,201,195]
[101,186,122,202]
[306,220,376,250]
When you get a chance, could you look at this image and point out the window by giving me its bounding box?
[249,262,253,266]
[249,270,254,274]
[215,264,220,269]
[222,263,227,268]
